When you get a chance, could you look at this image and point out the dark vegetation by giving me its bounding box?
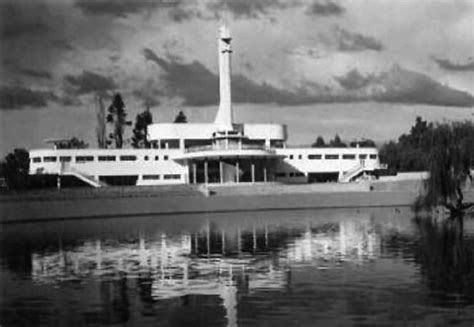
[131,109,153,148]
[174,111,188,123]
[311,135,375,148]
[0,149,29,190]
[56,137,89,149]
[107,93,132,148]
[379,117,474,218]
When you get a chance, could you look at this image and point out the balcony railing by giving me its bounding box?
[185,143,276,153]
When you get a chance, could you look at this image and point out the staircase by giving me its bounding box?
[61,164,106,187]
[339,163,365,183]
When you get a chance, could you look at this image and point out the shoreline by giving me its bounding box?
[2,180,465,224]
[1,189,423,224]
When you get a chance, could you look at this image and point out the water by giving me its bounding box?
[1,207,474,326]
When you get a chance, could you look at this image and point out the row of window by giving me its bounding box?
[287,154,377,160]
[142,174,180,180]
[275,172,305,178]
[31,155,170,163]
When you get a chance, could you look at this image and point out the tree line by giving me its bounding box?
[311,134,376,148]
[379,117,474,175]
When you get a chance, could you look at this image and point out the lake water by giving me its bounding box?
[1,207,473,326]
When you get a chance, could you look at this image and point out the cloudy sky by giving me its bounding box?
[1,0,473,154]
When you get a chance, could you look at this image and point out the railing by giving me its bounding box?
[61,165,106,187]
[340,163,365,182]
[185,143,276,153]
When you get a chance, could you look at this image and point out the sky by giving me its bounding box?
[0,0,473,154]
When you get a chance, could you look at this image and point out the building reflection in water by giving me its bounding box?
[1,208,470,325]
[28,212,383,326]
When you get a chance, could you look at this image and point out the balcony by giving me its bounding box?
[185,143,275,153]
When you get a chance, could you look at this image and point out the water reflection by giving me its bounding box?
[1,208,474,326]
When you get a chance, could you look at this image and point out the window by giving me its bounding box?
[144,155,149,161]
[289,172,295,177]
[275,172,286,177]
[295,172,305,177]
[155,156,159,161]
[59,156,71,162]
[342,154,356,160]
[308,154,322,160]
[32,157,41,163]
[164,174,180,180]
[98,155,116,162]
[163,155,169,161]
[43,156,57,162]
[289,154,294,160]
[325,154,339,160]
[298,155,303,159]
[76,156,94,163]
[359,154,367,159]
[120,155,137,161]
[143,174,160,180]
[370,154,377,159]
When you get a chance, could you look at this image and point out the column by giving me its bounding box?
[235,161,240,183]
[192,163,197,184]
[206,221,211,257]
[251,161,255,183]
[204,160,208,185]
[263,166,267,183]
[221,230,226,254]
[219,159,224,184]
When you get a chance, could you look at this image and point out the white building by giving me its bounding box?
[29,26,384,187]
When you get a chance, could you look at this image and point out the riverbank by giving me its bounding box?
[2,181,471,224]
[0,191,418,223]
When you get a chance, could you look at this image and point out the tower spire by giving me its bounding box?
[214,24,233,131]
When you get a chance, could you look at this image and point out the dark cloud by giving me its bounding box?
[0,2,50,39]
[432,56,474,72]
[0,86,55,109]
[306,0,345,16]
[375,66,474,107]
[18,68,53,80]
[73,0,156,18]
[0,1,79,86]
[132,88,162,108]
[144,48,474,108]
[143,47,312,105]
[207,0,291,19]
[64,70,117,96]
[335,69,374,90]
[53,40,75,52]
[334,66,474,107]
[336,27,384,52]
[73,0,198,21]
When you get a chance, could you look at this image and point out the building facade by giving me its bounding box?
[29,26,384,187]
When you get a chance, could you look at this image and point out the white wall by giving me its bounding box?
[29,148,188,185]
[274,147,381,175]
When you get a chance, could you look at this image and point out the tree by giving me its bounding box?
[131,109,153,148]
[1,148,29,190]
[329,134,346,147]
[378,141,399,175]
[379,116,433,173]
[107,93,131,148]
[416,122,474,219]
[312,135,326,148]
[174,111,187,123]
[56,137,89,149]
[96,96,107,148]
[350,139,376,148]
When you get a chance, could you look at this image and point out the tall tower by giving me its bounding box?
[214,25,234,131]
